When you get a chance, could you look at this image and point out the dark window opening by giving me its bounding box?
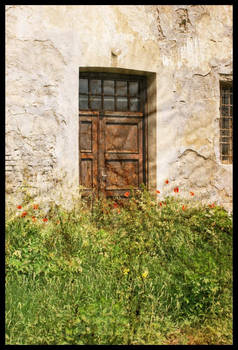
[79,72,144,113]
[220,82,233,164]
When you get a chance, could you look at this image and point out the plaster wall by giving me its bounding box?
[6,5,232,210]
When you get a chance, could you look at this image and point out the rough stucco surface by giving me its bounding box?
[6,5,232,210]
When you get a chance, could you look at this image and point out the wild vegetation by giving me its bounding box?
[5,184,232,345]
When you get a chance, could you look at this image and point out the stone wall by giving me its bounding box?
[6,5,232,210]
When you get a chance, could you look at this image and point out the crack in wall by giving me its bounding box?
[193,70,212,77]
[33,39,67,65]
[156,8,165,40]
[175,8,192,33]
[178,148,212,161]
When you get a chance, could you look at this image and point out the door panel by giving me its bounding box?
[79,121,92,152]
[79,114,98,197]
[102,116,143,197]
[105,160,139,189]
[105,122,139,153]
[80,159,93,188]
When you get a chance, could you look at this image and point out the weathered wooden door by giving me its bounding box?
[79,72,147,199]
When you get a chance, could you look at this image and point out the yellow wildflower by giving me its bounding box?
[123,268,130,275]
[142,270,148,279]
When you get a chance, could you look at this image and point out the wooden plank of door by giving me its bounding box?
[79,113,99,198]
[98,114,106,197]
[102,116,144,198]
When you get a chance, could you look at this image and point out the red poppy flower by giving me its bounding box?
[21,211,27,217]
[159,202,163,207]
[43,218,48,222]
[190,191,194,196]
[156,190,160,194]
[174,187,179,193]
[124,191,130,198]
[209,203,215,208]
[165,179,169,184]
[113,202,118,208]
[17,205,22,210]
[182,205,186,211]
[33,204,39,210]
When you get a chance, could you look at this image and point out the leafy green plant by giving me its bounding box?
[5,186,232,345]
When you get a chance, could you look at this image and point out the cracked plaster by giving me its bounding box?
[6,5,232,211]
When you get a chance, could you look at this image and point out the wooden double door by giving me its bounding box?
[79,72,147,199]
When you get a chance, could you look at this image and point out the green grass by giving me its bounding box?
[5,188,233,344]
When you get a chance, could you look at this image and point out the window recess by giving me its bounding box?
[220,82,233,164]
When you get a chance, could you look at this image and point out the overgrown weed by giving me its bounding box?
[5,187,232,344]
